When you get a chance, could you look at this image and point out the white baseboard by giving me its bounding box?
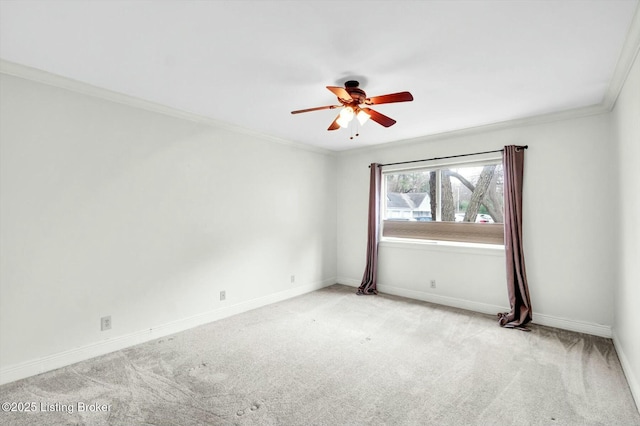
[0,278,336,386]
[612,330,640,412]
[339,279,508,317]
[377,284,510,317]
[532,312,611,338]
[336,278,612,338]
[337,277,361,287]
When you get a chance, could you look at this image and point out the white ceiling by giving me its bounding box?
[1,0,638,152]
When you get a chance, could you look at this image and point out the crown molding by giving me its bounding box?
[0,59,335,157]
[338,103,608,156]
[602,2,640,110]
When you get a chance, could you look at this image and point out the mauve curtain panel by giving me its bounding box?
[357,163,382,295]
[498,145,533,329]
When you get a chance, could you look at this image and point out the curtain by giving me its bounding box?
[498,145,532,329]
[357,163,382,295]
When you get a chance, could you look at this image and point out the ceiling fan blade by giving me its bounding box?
[327,114,341,131]
[362,108,397,127]
[365,91,414,105]
[291,105,340,114]
[326,86,353,101]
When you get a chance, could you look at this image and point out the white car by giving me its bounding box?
[475,214,494,223]
[455,213,494,223]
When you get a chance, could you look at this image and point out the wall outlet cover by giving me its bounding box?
[101,316,111,331]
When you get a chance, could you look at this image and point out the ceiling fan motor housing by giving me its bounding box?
[344,80,366,104]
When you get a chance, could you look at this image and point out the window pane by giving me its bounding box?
[385,171,433,221]
[441,164,504,224]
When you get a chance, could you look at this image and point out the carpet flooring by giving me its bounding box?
[1,284,638,425]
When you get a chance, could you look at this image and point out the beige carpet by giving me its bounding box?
[1,284,638,425]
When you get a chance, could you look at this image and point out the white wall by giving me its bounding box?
[337,111,616,336]
[0,73,337,382]
[612,50,640,408]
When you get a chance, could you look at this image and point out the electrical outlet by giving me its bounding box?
[220,290,226,301]
[430,280,436,289]
[291,275,295,284]
[101,316,111,331]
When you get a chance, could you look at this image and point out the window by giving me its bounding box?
[382,160,504,245]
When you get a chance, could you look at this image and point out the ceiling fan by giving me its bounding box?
[291,80,413,133]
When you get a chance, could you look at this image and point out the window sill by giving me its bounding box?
[380,237,505,256]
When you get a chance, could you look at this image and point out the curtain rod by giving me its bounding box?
[370,145,528,168]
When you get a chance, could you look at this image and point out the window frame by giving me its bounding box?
[380,154,505,247]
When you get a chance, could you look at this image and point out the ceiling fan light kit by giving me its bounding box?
[336,106,354,128]
[356,109,370,125]
[291,80,413,136]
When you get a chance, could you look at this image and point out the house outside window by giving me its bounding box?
[382,159,504,245]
